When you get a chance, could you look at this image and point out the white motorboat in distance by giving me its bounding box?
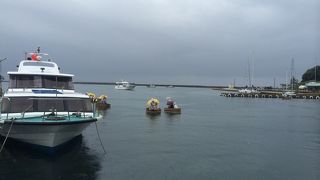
[0,50,102,151]
[115,80,135,90]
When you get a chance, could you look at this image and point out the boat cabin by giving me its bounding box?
[2,55,92,115]
[8,60,74,90]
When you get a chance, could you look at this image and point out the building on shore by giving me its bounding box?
[305,82,320,92]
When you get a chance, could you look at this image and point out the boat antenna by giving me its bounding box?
[37,47,40,53]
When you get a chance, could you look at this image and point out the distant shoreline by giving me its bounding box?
[73,81,228,89]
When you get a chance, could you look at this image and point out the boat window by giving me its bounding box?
[1,98,92,113]
[23,62,55,67]
[57,76,74,90]
[42,76,57,89]
[9,75,74,89]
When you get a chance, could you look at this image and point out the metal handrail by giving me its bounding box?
[21,105,34,119]
[2,98,97,120]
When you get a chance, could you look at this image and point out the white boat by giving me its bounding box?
[238,57,260,94]
[147,84,156,88]
[282,91,296,97]
[115,80,135,90]
[0,50,101,150]
[238,88,260,94]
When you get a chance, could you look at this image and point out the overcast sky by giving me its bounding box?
[0,0,319,86]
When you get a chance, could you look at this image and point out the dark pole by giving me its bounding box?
[0,58,8,97]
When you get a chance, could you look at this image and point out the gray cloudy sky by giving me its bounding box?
[0,0,319,86]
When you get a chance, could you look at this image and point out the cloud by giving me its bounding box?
[0,0,319,85]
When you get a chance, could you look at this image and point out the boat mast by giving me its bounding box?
[291,58,295,92]
[248,59,252,88]
[315,57,317,82]
[285,71,288,91]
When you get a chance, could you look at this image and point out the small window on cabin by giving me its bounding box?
[23,62,55,67]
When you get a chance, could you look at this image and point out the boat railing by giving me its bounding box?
[1,99,99,121]
[21,104,33,119]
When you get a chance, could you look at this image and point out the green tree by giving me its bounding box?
[301,65,320,82]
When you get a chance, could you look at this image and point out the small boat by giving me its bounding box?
[282,91,296,96]
[164,97,181,114]
[164,107,181,114]
[281,91,295,100]
[115,80,135,90]
[146,108,161,115]
[146,98,161,115]
[96,102,111,110]
[96,95,111,110]
[86,93,111,110]
[147,84,156,88]
[0,48,102,150]
[238,88,259,94]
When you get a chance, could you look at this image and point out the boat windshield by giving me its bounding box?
[1,97,92,113]
[9,75,74,89]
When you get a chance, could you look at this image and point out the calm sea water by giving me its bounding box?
[0,85,319,180]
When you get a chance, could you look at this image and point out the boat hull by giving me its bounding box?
[164,108,181,114]
[115,86,135,90]
[96,103,111,110]
[146,108,161,115]
[0,119,96,148]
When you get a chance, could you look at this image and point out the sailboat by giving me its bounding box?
[238,57,259,94]
[282,59,296,98]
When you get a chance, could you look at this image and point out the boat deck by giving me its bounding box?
[2,114,97,124]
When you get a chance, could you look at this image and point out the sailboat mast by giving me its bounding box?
[285,71,288,91]
[291,58,295,91]
[315,58,317,82]
[248,59,252,88]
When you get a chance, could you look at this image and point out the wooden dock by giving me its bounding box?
[220,92,320,100]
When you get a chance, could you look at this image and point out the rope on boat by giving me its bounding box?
[95,121,107,155]
[0,118,15,153]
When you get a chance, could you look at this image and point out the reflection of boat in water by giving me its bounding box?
[0,135,101,179]
[0,49,101,150]
[115,80,135,90]
[164,97,181,114]
[146,98,161,115]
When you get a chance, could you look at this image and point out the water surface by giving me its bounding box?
[0,85,319,180]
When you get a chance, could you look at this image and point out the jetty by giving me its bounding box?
[220,92,320,99]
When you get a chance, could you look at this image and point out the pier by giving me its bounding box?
[220,92,320,100]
